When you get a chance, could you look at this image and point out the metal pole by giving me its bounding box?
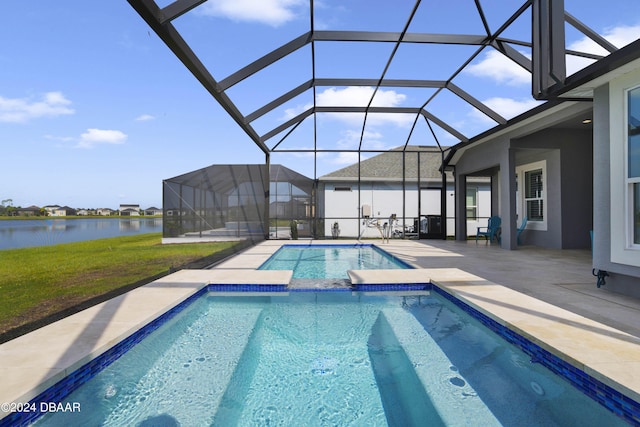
[264,153,271,240]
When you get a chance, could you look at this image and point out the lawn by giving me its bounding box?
[0,233,247,340]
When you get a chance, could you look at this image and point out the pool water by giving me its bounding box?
[258,244,411,279]
[35,292,627,426]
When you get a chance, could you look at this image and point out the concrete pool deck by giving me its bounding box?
[1,239,640,422]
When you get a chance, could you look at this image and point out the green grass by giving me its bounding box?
[0,233,243,336]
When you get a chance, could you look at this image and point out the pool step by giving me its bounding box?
[210,309,268,425]
[380,307,502,426]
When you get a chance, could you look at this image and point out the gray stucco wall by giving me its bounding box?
[453,137,511,245]
[454,125,593,250]
[513,128,593,249]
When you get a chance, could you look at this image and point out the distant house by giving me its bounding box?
[96,208,115,216]
[319,145,491,239]
[77,209,93,216]
[15,205,41,217]
[145,207,162,216]
[42,205,61,216]
[119,204,140,216]
[51,206,77,217]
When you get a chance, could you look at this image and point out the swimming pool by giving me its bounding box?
[32,291,628,426]
[258,244,412,279]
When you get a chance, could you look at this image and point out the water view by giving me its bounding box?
[0,218,163,250]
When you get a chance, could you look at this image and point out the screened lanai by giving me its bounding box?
[163,164,313,242]
[129,0,627,241]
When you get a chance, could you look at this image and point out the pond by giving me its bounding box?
[0,217,163,250]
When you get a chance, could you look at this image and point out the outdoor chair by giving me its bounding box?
[517,216,528,245]
[476,216,501,244]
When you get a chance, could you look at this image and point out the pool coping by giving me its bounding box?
[1,240,639,424]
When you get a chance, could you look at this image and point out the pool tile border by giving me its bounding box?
[353,283,429,292]
[432,285,640,426]
[3,281,640,426]
[256,243,416,272]
[0,288,207,427]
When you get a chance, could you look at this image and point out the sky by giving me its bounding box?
[1,0,639,209]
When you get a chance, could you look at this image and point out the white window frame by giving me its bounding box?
[466,187,478,220]
[610,69,640,267]
[516,160,547,231]
[626,86,640,248]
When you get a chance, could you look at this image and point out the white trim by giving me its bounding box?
[610,68,640,267]
[516,160,547,231]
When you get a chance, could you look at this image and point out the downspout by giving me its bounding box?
[357,151,362,239]
[441,148,457,240]
[402,150,406,238]
[264,153,271,240]
[441,150,447,239]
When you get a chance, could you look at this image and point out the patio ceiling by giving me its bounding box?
[127,0,617,173]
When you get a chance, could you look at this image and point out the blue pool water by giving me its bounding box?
[34,292,628,426]
[258,244,412,279]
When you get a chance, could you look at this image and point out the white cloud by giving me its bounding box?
[567,24,640,75]
[135,114,155,121]
[465,25,640,84]
[0,91,74,123]
[604,24,640,48]
[465,49,531,87]
[326,129,389,165]
[77,128,127,149]
[465,25,640,86]
[283,87,412,127]
[316,86,406,107]
[331,151,360,165]
[198,0,304,27]
[469,97,543,124]
[570,24,640,54]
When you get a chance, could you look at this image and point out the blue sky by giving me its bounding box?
[1,1,639,209]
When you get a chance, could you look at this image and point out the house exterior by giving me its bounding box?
[145,207,162,216]
[15,205,42,217]
[96,208,114,216]
[560,40,640,298]
[319,146,491,239]
[446,101,593,250]
[446,39,640,298]
[50,206,77,217]
[119,204,140,216]
[42,205,61,216]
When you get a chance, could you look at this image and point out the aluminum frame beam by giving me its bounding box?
[532,0,566,99]
[127,0,269,154]
[127,0,613,158]
[158,0,206,24]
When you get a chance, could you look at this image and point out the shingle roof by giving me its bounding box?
[319,146,450,181]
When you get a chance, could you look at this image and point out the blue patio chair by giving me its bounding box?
[476,216,501,244]
[517,216,528,245]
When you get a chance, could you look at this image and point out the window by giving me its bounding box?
[628,86,640,245]
[525,169,544,221]
[466,187,477,220]
[516,161,546,230]
[610,70,640,266]
[334,186,352,192]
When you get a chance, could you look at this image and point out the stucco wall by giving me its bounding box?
[513,128,593,249]
[453,124,593,249]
